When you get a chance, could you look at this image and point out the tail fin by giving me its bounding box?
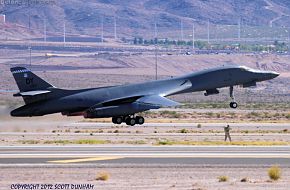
[10,67,54,92]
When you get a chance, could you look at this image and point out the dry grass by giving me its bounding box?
[19,139,110,145]
[218,176,228,182]
[268,165,282,181]
[95,171,110,181]
[74,139,109,144]
[140,110,290,123]
[18,139,290,146]
[156,140,290,146]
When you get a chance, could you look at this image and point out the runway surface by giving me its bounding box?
[0,146,290,166]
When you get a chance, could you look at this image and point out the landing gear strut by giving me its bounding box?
[112,115,145,126]
[229,86,238,109]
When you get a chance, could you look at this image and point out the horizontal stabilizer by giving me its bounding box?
[13,90,51,97]
[137,95,180,107]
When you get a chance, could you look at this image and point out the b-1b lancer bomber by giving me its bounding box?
[10,66,279,125]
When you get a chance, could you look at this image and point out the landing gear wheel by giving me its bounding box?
[112,116,123,124]
[230,102,238,109]
[126,117,136,126]
[115,116,123,124]
[135,116,145,125]
[112,117,117,124]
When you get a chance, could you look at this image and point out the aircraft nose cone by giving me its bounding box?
[270,71,280,79]
[10,109,20,117]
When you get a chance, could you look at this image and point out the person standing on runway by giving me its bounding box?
[224,124,232,142]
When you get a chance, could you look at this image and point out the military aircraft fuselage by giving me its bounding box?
[11,65,278,118]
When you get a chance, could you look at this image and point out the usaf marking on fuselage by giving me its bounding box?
[10,65,279,126]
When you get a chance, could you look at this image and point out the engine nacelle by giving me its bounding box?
[84,103,158,118]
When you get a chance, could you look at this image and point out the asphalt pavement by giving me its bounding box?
[0,146,289,166]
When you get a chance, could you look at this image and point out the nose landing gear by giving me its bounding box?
[229,86,238,109]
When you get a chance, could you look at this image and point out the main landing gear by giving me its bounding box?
[229,86,238,109]
[112,115,145,126]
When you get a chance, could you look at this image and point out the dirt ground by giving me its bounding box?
[0,110,289,145]
[0,166,289,190]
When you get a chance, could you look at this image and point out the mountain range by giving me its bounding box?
[1,0,290,39]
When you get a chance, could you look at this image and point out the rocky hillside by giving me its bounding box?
[1,0,290,39]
